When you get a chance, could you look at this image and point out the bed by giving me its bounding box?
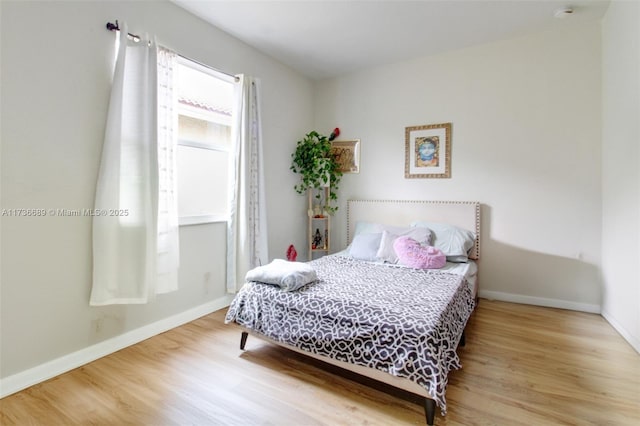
[225,200,480,425]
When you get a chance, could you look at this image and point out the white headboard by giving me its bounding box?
[347,200,481,260]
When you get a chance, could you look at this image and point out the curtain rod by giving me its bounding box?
[105,20,239,82]
[106,20,141,42]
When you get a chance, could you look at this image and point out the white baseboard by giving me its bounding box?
[477,291,639,354]
[478,290,601,314]
[0,294,234,399]
[601,309,640,354]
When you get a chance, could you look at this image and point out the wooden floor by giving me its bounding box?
[1,299,639,425]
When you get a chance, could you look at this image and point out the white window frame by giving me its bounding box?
[176,57,235,227]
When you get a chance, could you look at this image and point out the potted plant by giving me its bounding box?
[290,129,343,214]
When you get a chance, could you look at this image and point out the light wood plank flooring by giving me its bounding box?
[1,299,639,425]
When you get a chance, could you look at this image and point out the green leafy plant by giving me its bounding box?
[290,130,343,214]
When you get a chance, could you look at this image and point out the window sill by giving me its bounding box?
[179,215,228,226]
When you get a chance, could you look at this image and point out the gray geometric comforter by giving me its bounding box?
[225,255,475,413]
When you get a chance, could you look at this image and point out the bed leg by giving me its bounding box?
[459,331,466,347]
[424,398,436,425]
[240,332,248,350]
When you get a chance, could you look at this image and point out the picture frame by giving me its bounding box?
[405,123,451,179]
[330,139,360,174]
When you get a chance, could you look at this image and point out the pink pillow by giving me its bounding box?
[393,236,446,269]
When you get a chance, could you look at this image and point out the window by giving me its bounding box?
[176,58,235,226]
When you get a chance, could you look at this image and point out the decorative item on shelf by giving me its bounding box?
[324,229,328,250]
[290,129,343,214]
[286,244,297,261]
[313,228,323,250]
[313,203,323,218]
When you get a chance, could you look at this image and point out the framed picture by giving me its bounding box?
[405,123,451,179]
[330,139,360,174]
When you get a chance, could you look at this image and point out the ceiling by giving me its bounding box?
[172,0,610,80]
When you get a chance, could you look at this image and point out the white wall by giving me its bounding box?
[315,22,603,312]
[0,0,313,388]
[601,0,640,352]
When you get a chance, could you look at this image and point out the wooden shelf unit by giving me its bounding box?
[308,187,330,260]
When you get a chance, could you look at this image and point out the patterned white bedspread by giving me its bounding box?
[225,255,475,412]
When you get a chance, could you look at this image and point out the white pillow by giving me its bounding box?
[343,221,383,255]
[348,232,382,261]
[376,230,399,263]
[411,221,475,262]
[376,226,432,263]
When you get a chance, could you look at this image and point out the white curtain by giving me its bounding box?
[90,24,180,305]
[155,47,180,295]
[227,75,269,293]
